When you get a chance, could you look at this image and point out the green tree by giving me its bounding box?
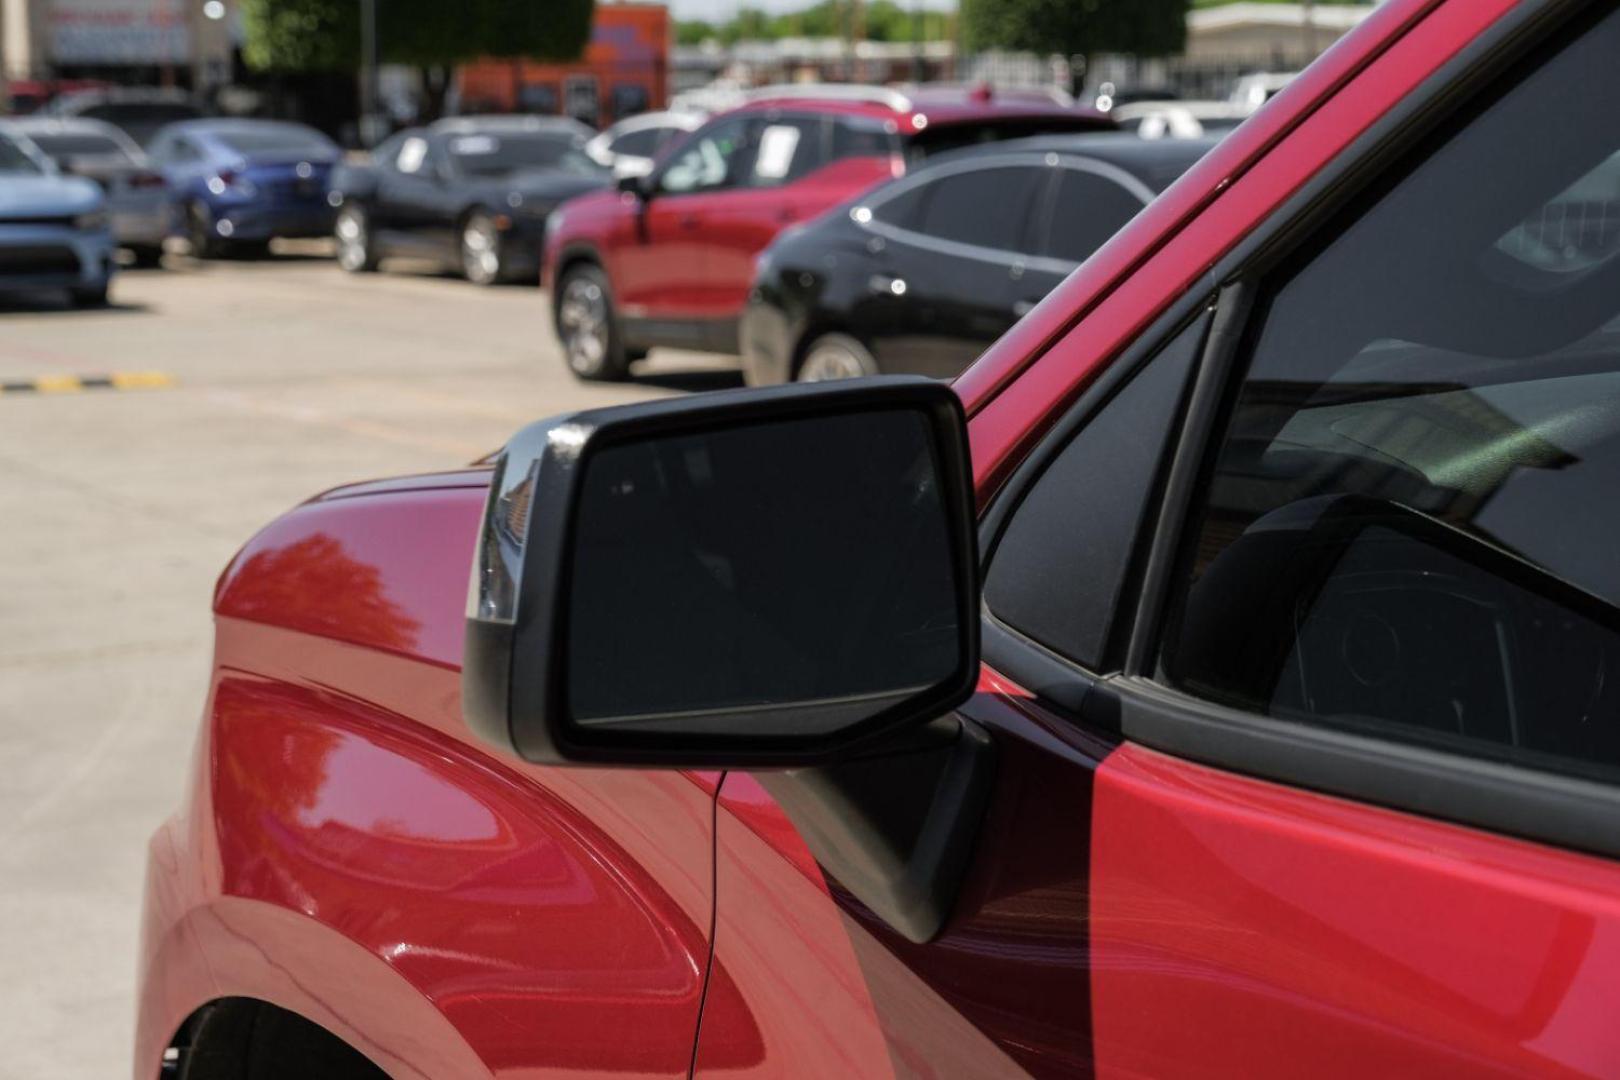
[470,0,594,61]
[676,19,717,46]
[960,0,1189,70]
[241,0,596,72]
[241,0,358,73]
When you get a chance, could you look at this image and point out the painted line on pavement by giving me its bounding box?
[0,371,175,395]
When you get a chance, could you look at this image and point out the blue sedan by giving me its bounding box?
[0,123,116,306]
[146,119,340,258]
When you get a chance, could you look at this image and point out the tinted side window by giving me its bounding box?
[1166,4,1620,784]
[659,117,752,194]
[870,183,928,229]
[830,116,899,161]
[985,313,1205,669]
[610,127,663,157]
[744,116,827,187]
[915,165,1046,251]
[1043,167,1149,264]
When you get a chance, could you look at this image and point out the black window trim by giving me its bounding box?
[982,0,1620,860]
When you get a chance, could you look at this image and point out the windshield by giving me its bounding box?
[447,132,604,177]
[213,126,336,156]
[0,134,45,174]
[27,133,135,163]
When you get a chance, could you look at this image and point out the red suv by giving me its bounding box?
[540,85,1112,380]
[138,2,1620,1077]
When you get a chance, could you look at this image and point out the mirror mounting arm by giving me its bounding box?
[757,714,995,944]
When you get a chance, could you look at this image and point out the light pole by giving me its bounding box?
[359,0,378,146]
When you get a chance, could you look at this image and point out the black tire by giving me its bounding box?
[187,200,225,259]
[555,263,629,381]
[128,244,165,269]
[460,209,506,286]
[335,204,379,273]
[70,282,109,308]
[795,332,878,382]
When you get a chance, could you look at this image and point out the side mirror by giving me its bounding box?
[463,377,979,768]
[617,171,648,198]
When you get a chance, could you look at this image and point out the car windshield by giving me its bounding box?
[212,126,336,156]
[0,134,44,174]
[27,133,135,163]
[447,132,604,177]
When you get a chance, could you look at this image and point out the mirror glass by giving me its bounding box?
[565,408,962,739]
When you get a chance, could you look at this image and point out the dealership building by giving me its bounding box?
[1,0,237,94]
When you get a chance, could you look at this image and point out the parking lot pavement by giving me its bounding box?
[0,245,741,1079]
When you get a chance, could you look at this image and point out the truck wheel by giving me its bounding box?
[796,332,878,382]
[335,205,379,273]
[556,263,629,381]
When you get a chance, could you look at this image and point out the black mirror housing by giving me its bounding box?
[462,378,980,769]
[616,172,647,197]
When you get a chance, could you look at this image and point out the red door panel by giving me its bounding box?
[614,193,720,319]
[695,671,1110,1079]
[701,157,899,317]
[1090,742,1620,1078]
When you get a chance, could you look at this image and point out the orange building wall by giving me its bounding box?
[458,3,670,128]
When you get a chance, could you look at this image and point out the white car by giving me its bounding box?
[1112,100,1253,140]
[1227,72,1299,112]
[583,110,705,178]
[12,116,171,265]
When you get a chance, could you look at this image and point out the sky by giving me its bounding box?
[669,0,956,21]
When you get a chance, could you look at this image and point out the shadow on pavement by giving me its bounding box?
[629,368,746,392]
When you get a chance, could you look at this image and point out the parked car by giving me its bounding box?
[1,78,110,116]
[0,123,114,306]
[10,116,170,266]
[45,86,204,147]
[136,2,1620,1078]
[583,110,706,178]
[741,133,1215,385]
[146,119,340,259]
[329,115,610,285]
[1111,99,1253,139]
[544,83,1114,380]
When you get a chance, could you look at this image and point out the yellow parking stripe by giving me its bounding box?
[33,375,83,393]
[0,371,174,396]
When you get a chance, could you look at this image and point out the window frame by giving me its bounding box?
[981,0,1620,860]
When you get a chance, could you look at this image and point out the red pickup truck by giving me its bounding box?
[137,1,1620,1076]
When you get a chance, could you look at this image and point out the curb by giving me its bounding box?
[0,372,174,395]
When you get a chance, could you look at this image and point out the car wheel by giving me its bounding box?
[128,245,164,269]
[187,201,224,259]
[556,263,629,382]
[460,211,504,286]
[335,205,379,273]
[796,332,878,382]
[70,282,109,308]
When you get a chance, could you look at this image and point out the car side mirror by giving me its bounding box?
[462,377,980,768]
[617,171,648,198]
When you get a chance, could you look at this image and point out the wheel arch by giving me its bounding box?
[138,896,489,1080]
